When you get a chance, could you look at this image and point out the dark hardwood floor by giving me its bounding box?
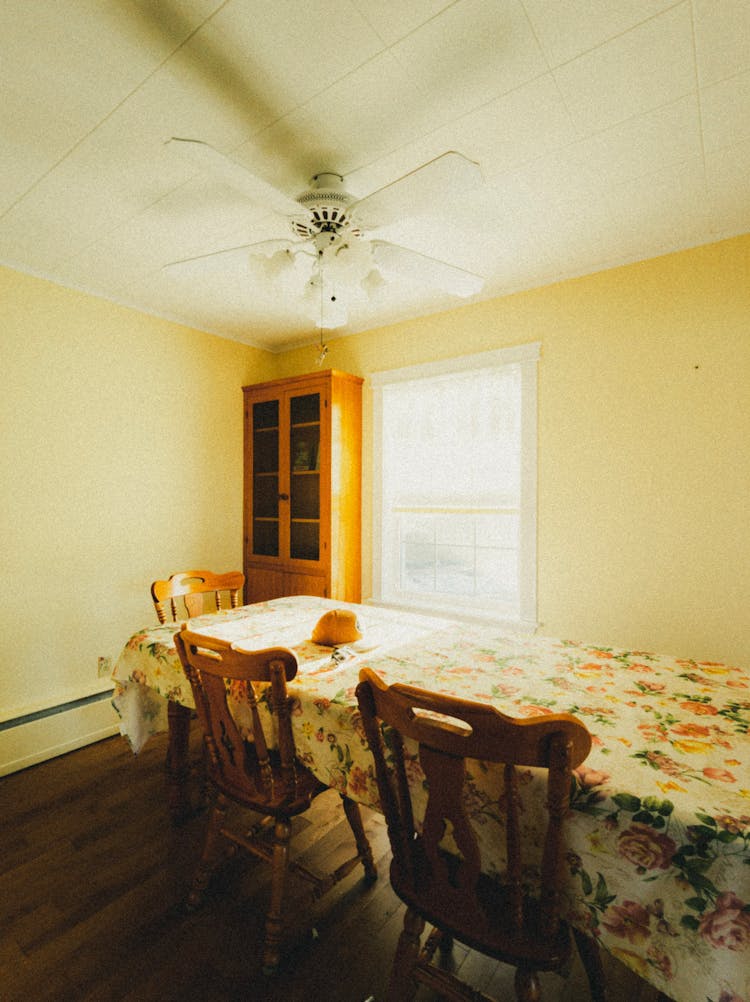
[1,732,664,1002]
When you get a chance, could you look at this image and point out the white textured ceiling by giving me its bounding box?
[1,1,749,351]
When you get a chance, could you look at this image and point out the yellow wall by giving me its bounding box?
[0,266,273,718]
[277,235,750,665]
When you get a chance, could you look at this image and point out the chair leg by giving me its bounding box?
[515,966,542,1002]
[572,928,607,1002]
[437,931,454,955]
[187,793,229,910]
[341,794,377,882]
[166,701,192,822]
[262,817,292,975]
[387,906,424,1002]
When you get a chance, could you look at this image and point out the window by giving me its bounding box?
[372,343,539,627]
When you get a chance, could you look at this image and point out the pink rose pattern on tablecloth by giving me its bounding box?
[112,597,750,1002]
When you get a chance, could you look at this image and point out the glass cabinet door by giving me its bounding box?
[289,391,320,561]
[251,399,280,557]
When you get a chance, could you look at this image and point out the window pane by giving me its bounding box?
[401,514,435,545]
[401,542,435,592]
[482,514,519,548]
[436,545,475,595]
[434,514,474,546]
[476,547,517,600]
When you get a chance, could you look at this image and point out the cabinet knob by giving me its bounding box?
[278,492,290,501]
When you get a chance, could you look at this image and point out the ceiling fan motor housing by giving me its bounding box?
[291,173,361,239]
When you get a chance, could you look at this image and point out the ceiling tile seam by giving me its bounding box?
[349,0,461,50]
[215,2,472,161]
[517,0,555,73]
[688,0,746,91]
[51,159,261,283]
[690,3,750,93]
[608,150,706,196]
[339,68,560,179]
[344,71,702,189]
[548,73,702,152]
[364,3,697,179]
[687,0,709,186]
[513,2,588,147]
[0,0,233,226]
[524,0,690,73]
[217,39,404,162]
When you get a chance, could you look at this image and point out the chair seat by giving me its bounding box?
[391,843,572,972]
[217,745,328,818]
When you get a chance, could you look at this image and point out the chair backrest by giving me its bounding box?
[355,668,592,947]
[174,625,300,807]
[151,569,245,623]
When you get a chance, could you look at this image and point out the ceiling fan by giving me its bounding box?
[165,138,486,329]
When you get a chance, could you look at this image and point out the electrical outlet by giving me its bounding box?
[97,655,112,678]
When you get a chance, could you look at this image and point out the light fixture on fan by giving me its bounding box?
[164,140,486,328]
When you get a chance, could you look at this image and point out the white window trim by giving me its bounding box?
[370,343,540,631]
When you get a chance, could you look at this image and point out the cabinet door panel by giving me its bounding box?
[285,572,327,598]
[244,567,327,604]
[245,567,287,604]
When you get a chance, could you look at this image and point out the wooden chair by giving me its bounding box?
[173,626,377,974]
[355,668,607,1002]
[150,569,245,624]
[151,569,245,820]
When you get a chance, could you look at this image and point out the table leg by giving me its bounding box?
[166,701,192,823]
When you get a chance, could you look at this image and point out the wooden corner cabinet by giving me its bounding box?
[242,370,363,604]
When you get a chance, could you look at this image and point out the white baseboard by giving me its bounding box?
[0,694,119,777]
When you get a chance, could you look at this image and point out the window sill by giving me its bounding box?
[364,597,538,635]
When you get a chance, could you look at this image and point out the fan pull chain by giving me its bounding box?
[316,256,329,366]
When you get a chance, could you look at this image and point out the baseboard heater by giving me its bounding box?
[0,690,119,777]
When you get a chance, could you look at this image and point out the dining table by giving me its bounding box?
[112,595,750,1002]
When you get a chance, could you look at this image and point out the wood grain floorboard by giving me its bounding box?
[0,733,665,1001]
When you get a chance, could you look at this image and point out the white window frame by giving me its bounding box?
[370,342,539,630]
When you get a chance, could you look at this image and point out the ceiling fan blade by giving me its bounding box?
[167,138,310,219]
[349,152,483,230]
[163,241,261,272]
[371,241,484,298]
[163,239,312,274]
[245,239,309,259]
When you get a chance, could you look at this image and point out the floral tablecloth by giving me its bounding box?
[112,597,750,1002]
